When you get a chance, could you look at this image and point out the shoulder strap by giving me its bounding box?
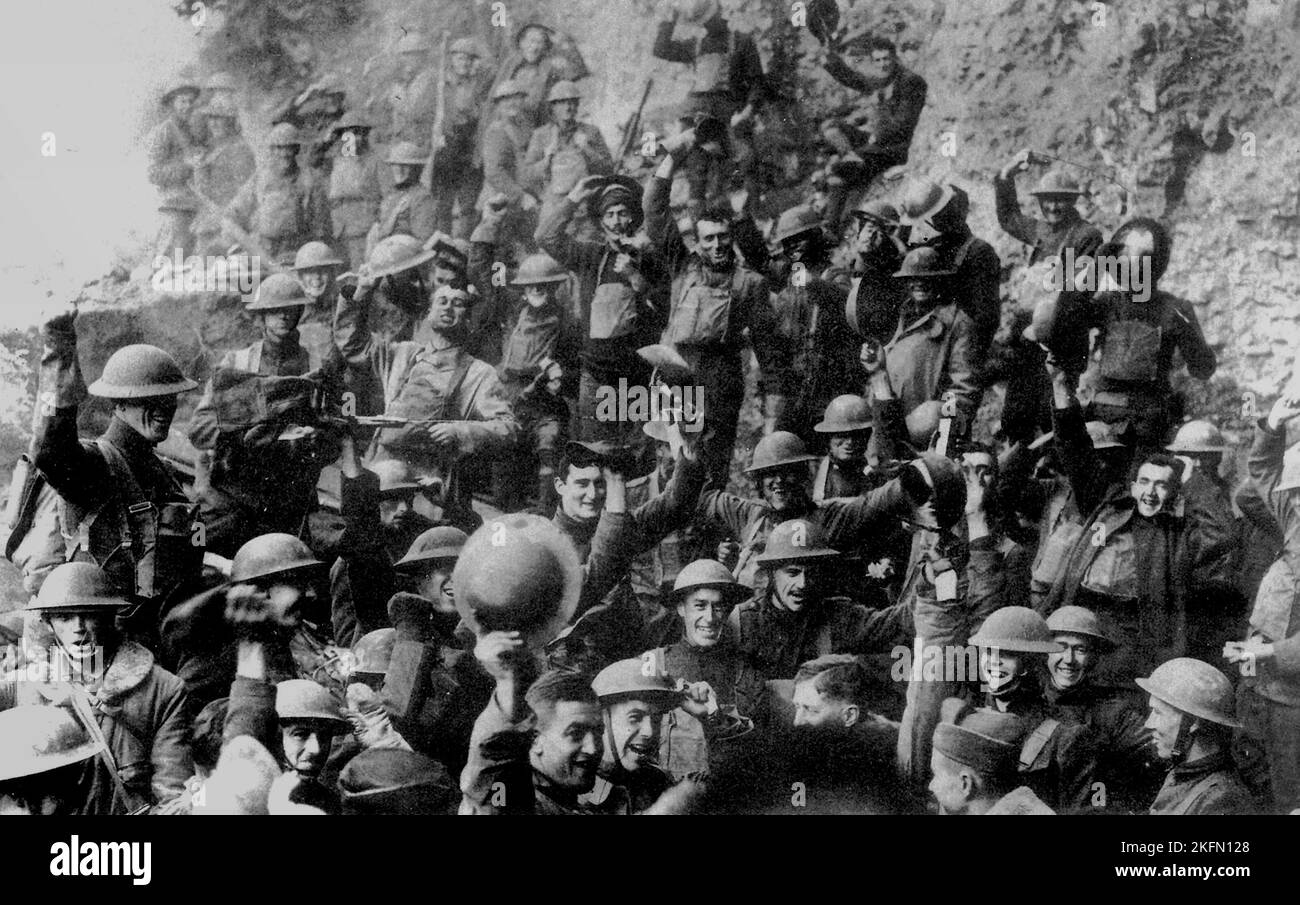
[950,235,979,271]
[1019,717,1061,770]
[436,352,476,420]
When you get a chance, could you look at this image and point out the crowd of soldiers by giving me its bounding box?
[1,1,1296,817]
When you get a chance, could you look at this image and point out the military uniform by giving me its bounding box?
[375,184,439,246]
[432,70,493,238]
[1149,751,1255,815]
[146,113,202,258]
[327,150,384,268]
[225,168,331,266]
[192,133,255,256]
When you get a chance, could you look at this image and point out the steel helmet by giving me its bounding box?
[394,526,468,572]
[1275,443,1300,494]
[893,246,955,279]
[330,109,373,134]
[905,400,943,449]
[451,514,581,649]
[0,705,104,783]
[852,199,900,225]
[275,679,348,726]
[969,606,1063,654]
[899,179,955,225]
[1029,170,1083,197]
[204,72,238,92]
[384,141,431,167]
[351,628,398,675]
[230,533,323,584]
[1135,658,1240,728]
[27,562,128,612]
[513,21,554,46]
[161,83,201,107]
[88,344,198,399]
[267,122,303,147]
[814,394,873,434]
[395,31,431,55]
[1046,605,1118,650]
[745,431,818,474]
[772,205,824,244]
[756,518,841,567]
[367,234,438,279]
[913,451,967,530]
[291,241,345,272]
[1166,420,1228,454]
[511,253,569,286]
[546,80,581,104]
[246,272,310,311]
[491,79,528,101]
[668,559,750,606]
[592,657,682,708]
[448,37,480,57]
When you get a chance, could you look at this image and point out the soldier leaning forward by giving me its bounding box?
[187,273,343,557]
[25,306,204,647]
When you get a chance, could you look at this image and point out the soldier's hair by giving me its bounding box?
[695,206,735,232]
[1133,452,1185,492]
[525,669,598,730]
[793,654,870,708]
[557,447,603,482]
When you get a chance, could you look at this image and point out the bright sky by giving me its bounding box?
[0,0,202,329]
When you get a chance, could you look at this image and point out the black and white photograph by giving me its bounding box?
[0,0,1295,871]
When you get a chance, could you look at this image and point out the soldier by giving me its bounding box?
[271,75,347,176]
[732,519,913,680]
[147,81,203,259]
[811,395,876,502]
[929,707,1056,815]
[536,174,665,446]
[897,180,1002,362]
[643,560,764,778]
[326,110,384,269]
[191,97,255,257]
[522,81,614,231]
[274,679,349,814]
[385,31,439,145]
[761,204,858,440]
[966,607,1099,812]
[0,705,105,816]
[645,131,783,482]
[375,142,438,246]
[431,37,493,239]
[993,153,1103,444]
[1043,605,1161,813]
[31,305,203,635]
[489,22,583,130]
[188,273,338,556]
[479,80,541,246]
[224,123,331,266]
[1137,657,1255,815]
[844,199,908,343]
[695,431,929,593]
[1223,396,1300,813]
[1,563,192,814]
[289,241,346,357]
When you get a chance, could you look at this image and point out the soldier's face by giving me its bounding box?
[519,28,548,63]
[555,464,606,522]
[416,565,456,615]
[450,51,474,77]
[759,466,809,512]
[281,721,335,778]
[1132,463,1176,517]
[869,50,898,81]
[530,700,603,791]
[261,307,303,340]
[428,291,469,332]
[1144,695,1184,760]
[297,267,334,300]
[696,219,734,268]
[497,95,525,119]
[1037,195,1074,226]
[978,647,1027,694]
[380,492,418,530]
[47,610,113,664]
[770,564,812,613]
[907,279,937,305]
[550,99,578,125]
[601,204,634,239]
[781,231,814,264]
[206,116,232,139]
[171,94,195,117]
[677,589,729,648]
[399,51,424,80]
[522,284,553,309]
[605,698,665,773]
[115,396,178,444]
[828,432,868,464]
[928,750,973,815]
[792,681,857,731]
[1047,633,1097,690]
[272,144,299,171]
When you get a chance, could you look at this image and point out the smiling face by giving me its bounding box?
[47,609,115,664]
[115,396,178,445]
[555,464,606,523]
[531,700,603,791]
[605,698,665,773]
[297,267,333,301]
[907,278,937,306]
[1037,194,1076,227]
[522,283,553,309]
[696,218,734,268]
[1047,632,1098,690]
[827,432,868,466]
[1132,462,1177,517]
[260,306,303,342]
[415,564,456,615]
[428,290,470,332]
[677,588,730,648]
[771,563,814,613]
[978,646,1028,694]
[758,465,810,513]
[281,720,336,778]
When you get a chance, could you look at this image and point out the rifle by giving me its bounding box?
[424,30,452,189]
[614,78,654,175]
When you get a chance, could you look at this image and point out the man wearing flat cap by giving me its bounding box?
[930,706,1055,815]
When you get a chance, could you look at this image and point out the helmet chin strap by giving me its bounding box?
[1168,713,1195,763]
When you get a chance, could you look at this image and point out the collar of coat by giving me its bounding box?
[895,301,959,340]
[1169,748,1234,781]
[552,507,598,547]
[103,416,160,461]
[47,639,154,702]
